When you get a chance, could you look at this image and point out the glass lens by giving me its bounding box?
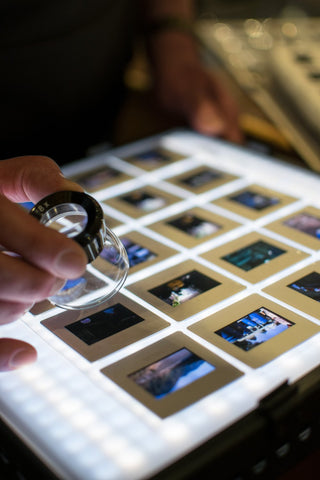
[45,202,129,310]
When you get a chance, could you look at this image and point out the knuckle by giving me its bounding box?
[0,253,56,303]
[24,273,57,301]
[24,224,65,265]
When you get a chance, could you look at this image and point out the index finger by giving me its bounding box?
[0,155,83,204]
[0,194,87,279]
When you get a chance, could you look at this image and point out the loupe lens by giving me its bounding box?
[30,192,129,310]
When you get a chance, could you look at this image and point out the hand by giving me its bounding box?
[0,155,87,371]
[148,29,243,143]
[0,338,37,372]
[157,62,243,143]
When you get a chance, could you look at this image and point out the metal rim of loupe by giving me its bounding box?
[30,191,106,263]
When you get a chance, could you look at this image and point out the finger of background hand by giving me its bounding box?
[189,97,227,137]
[0,155,83,203]
[0,338,37,371]
[209,76,244,143]
[0,195,87,279]
[0,253,65,305]
[177,68,241,141]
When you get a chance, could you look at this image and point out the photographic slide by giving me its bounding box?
[41,294,169,362]
[122,191,166,212]
[287,271,320,302]
[215,307,294,352]
[222,240,286,272]
[128,347,215,399]
[101,332,243,417]
[263,262,320,320]
[71,165,131,192]
[102,237,157,268]
[123,146,186,171]
[149,207,240,248]
[180,169,222,187]
[229,190,279,211]
[65,303,144,345]
[74,167,120,189]
[167,166,238,193]
[189,294,320,368]
[94,231,179,275]
[107,186,181,218]
[213,184,297,220]
[265,206,320,250]
[149,270,221,307]
[283,213,320,239]
[167,213,221,239]
[128,259,245,321]
[201,233,309,284]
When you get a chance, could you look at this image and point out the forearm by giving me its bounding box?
[140,0,199,71]
[139,0,242,142]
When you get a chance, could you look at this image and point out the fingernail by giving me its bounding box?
[9,348,37,369]
[54,249,86,278]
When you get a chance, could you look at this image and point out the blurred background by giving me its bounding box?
[196,0,320,18]
[118,0,320,173]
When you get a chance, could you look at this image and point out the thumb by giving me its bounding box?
[0,338,37,372]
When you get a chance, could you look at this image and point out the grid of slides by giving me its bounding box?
[1,131,319,480]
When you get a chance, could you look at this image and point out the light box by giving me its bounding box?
[1,131,319,480]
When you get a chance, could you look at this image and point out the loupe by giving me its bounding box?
[30,191,129,310]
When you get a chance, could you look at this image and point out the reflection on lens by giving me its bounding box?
[50,277,87,304]
[49,225,129,310]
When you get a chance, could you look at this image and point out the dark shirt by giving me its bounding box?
[0,0,138,163]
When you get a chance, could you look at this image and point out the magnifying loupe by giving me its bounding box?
[30,191,129,310]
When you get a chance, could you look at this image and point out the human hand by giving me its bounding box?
[148,30,243,143]
[0,338,37,372]
[0,155,87,371]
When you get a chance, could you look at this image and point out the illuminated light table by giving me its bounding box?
[1,130,320,479]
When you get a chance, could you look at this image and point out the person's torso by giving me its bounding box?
[0,0,138,146]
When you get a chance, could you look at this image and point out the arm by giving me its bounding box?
[140,0,242,142]
[0,156,87,371]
